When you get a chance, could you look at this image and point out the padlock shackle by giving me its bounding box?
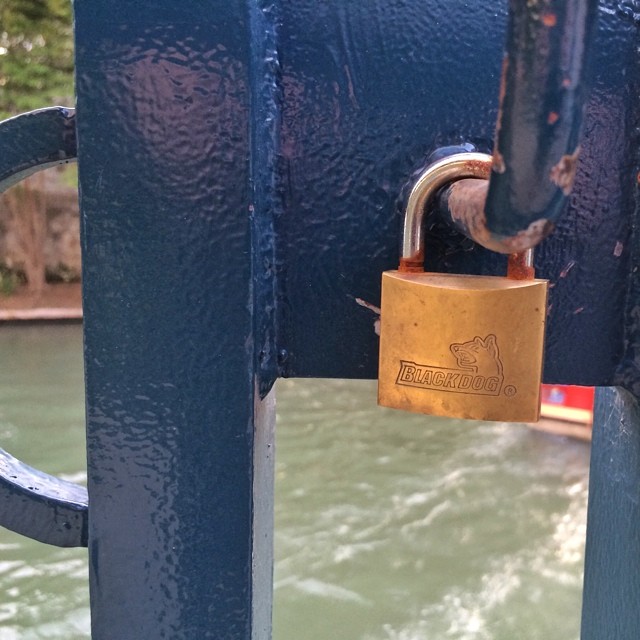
[400,152,491,271]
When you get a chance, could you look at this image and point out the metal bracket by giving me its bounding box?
[0,107,87,547]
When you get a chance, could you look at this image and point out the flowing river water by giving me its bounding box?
[0,325,589,639]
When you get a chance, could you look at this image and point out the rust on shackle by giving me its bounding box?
[441,178,555,255]
[399,152,493,271]
[398,253,425,273]
[507,250,535,280]
[398,153,539,271]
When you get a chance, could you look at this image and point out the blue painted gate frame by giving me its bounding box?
[1,0,640,638]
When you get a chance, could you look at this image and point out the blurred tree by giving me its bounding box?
[0,0,74,119]
[1,173,48,294]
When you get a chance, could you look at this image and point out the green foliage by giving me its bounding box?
[0,263,25,296]
[46,262,80,284]
[0,0,74,120]
[58,163,78,188]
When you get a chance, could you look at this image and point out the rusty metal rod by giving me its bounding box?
[438,0,599,252]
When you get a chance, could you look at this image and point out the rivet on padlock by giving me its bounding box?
[378,153,548,422]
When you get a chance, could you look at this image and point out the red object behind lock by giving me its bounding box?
[540,384,594,424]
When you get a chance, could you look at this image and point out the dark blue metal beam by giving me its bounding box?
[276,0,634,386]
[250,0,282,397]
[582,387,640,640]
[74,1,275,636]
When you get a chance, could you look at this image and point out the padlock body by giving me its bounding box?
[378,271,548,422]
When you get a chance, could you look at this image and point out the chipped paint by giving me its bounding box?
[492,150,506,174]
[550,147,581,195]
[492,56,508,177]
[560,260,577,278]
[445,178,554,253]
[355,298,380,336]
[487,0,598,236]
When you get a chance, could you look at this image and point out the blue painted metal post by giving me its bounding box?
[582,387,640,639]
[74,2,275,637]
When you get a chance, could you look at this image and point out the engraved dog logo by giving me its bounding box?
[396,334,505,396]
[450,334,503,379]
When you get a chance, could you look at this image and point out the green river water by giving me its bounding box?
[0,325,589,639]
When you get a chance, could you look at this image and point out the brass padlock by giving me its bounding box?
[378,153,548,422]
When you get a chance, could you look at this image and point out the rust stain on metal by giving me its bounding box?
[398,253,425,273]
[498,219,555,253]
[465,158,492,178]
[549,146,581,195]
[493,56,509,175]
[492,150,506,174]
[447,178,489,240]
[507,253,535,280]
[446,179,553,253]
[497,56,508,113]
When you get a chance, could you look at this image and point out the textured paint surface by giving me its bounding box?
[582,387,640,640]
[74,1,273,637]
[277,1,506,380]
[275,0,637,386]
